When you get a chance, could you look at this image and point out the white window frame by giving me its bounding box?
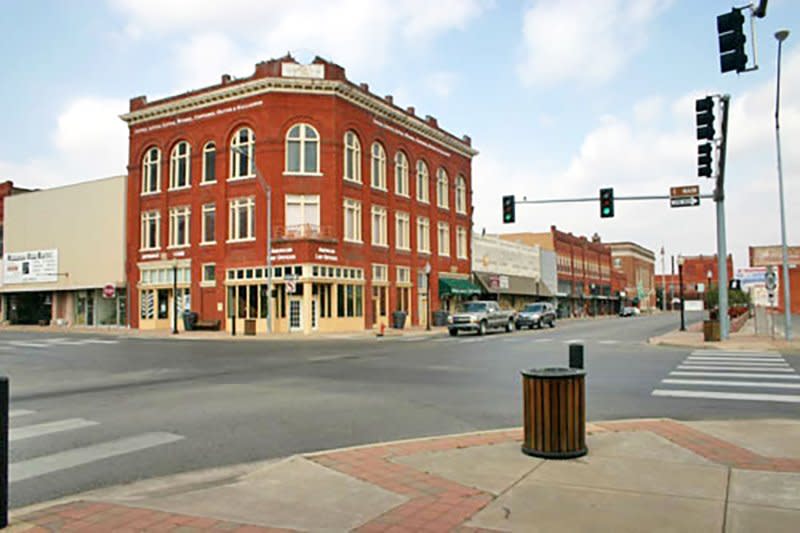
[285,194,321,236]
[437,222,450,257]
[202,142,216,184]
[201,203,216,245]
[397,266,411,285]
[456,226,468,259]
[455,175,467,214]
[142,147,161,195]
[140,210,160,251]
[201,263,216,287]
[436,168,449,209]
[371,142,387,190]
[395,151,409,197]
[371,205,388,247]
[372,263,388,283]
[416,160,429,203]
[285,123,321,175]
[343,131,362,184]
[343,198,362,243]
[228,197,255,242]
[395,211,410,251]
[168,206,191,248]
[169,141,191,190]
[417,216,430,254]
[229,127,255,180]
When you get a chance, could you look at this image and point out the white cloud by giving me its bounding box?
[425,71,458,98]
[475,47,800,272]
[111,0,492,87]
[0,97,128,188]
[517,0,672,87]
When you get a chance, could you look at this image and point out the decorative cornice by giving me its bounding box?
[120,78,478,159]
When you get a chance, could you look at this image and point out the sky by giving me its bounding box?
[1,0,798,274]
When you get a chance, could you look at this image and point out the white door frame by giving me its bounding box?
[289,296,303,332]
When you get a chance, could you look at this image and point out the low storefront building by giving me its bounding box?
[1,176,127,327]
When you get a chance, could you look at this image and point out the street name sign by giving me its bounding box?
[670,185,700,208]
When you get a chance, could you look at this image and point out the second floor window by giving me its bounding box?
[344,131,362,183]
[437,168,449,209]
[169,141,191,189]
[417,216,430,253]
[456,226,468,259]
[395,212,410,250]
[169,206,191,247]
[395,151,409,197]
[285,195,320,236]
[230,127,255,179]
[228,197,255,241]
[286,124,319,174]
[437,222,450,256]
[343,198,362,243]
[202,204,216,244]
[416,160,429,203]
[455,175,467,214]
[141,210,160,250]
[371,206,387,246]
[142,147,160,194]
[202,142,216,183]
[371,142,387,190]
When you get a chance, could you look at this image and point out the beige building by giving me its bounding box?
[608,241,656,310]
[1,176,127,326]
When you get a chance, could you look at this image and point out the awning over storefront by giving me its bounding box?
[474,272,554,297]
[439,277,482,297]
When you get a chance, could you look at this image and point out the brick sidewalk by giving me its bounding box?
[10,419,800,532]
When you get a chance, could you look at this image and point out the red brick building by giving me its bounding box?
[499,227,614,317]
[121,55,476,334]
[679,254,734,301]
[608,242,656,310]
[749,245,800,315]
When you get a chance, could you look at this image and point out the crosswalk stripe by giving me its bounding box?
[652,389,800,403]
[676,365,794,372]
[10,418,99,442]
[691,351,779,356]
[681,361,789,367]
[10,432,184,483]
[662,379,800,389]
[9,409,36,418]
[670,371,800,379]
[687,356,785,362]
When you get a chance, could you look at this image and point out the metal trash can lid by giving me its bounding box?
[521,367,586,378]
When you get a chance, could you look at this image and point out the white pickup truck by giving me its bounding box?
[447,301,516,336]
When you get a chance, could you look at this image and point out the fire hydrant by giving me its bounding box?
[378,322,386,337]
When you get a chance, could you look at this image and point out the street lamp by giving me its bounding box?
[774,29,793,341]
[678,255,686,331]
[231,145,272,334]
[172,259,179,335]
[424,261,432,331]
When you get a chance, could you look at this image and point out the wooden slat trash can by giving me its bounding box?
[244,319,257,336]
[521,367,587,459]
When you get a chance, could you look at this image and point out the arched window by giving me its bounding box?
[202,142,216,183]
[371,142,386,190]
[395,151,409,197]
[416,160,429,203]
[436,168,449,209]
[455,174,467,214]
[230,127,255,180]
[343,131,362,183]
[169,141,191,189]
[142,146,161,194]
[286,123,319,174]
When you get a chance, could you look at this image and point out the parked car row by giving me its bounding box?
[447,301,557,336]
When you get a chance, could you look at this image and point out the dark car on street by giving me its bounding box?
[515,302,556,329]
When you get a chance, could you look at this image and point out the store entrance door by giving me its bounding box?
[289,297,303,332]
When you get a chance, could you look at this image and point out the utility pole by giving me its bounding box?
[679,256,686,331]
[661,246,666,311]
[715,95,731,339]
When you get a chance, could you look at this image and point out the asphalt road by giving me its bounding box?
[4,312,799,509]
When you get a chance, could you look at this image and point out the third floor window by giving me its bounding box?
[286,123,320,174]
[230,127,255,180]
[142,147,161,194]
[343,131,362,183]
[169,141,191,190]
[371,142,387,190]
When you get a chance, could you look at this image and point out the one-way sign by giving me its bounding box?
[670,185,700,208]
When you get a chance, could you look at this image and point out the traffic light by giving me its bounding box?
[696,97,715,140]
[698,142,713,178]
[599,188,614,218]
[502,195,515,223]
[717,8,747,73]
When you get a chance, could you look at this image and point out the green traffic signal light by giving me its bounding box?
[502,195,515,224]
[599,188,614,218]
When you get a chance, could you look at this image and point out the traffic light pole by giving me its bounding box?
[515,194,714,205]
[715,95,731,340]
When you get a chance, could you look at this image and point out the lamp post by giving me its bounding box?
[774,29,793,341]
[424,261,432,331]
[172,260,179,334]
[707,269,713,315]
[231,145,272,334]
[678,255,686,331]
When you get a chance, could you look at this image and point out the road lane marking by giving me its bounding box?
[662,379,800,389]
[563,339,584,344]
[9,409,36,418]
[9,432,184,483]
[598,340,620,345]
[676,365,794,372]
[652,389,800,403]
[7,341,50,348]
[10,418,100,442]
[670,371,800,379]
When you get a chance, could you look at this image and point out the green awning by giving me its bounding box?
[439,277,482,297]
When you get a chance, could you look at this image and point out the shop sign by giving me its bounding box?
[271,247,296,262]
[3,249,59,283]
[314,246,338,262]
[103,284,116,298]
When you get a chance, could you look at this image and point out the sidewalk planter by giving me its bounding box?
[432,310,449,327]
[244,319,257,336]
[521,367,587,459]
[182,311,198,331]
[392,310,408,329]
[703,320,721,342]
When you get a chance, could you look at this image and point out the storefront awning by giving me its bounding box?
[439,277,482,297]
[474,272,554,297]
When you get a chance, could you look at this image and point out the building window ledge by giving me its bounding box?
[283,171,323,177]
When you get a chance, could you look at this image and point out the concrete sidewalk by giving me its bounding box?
[9,418,800,532]
[649,318,800,354]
